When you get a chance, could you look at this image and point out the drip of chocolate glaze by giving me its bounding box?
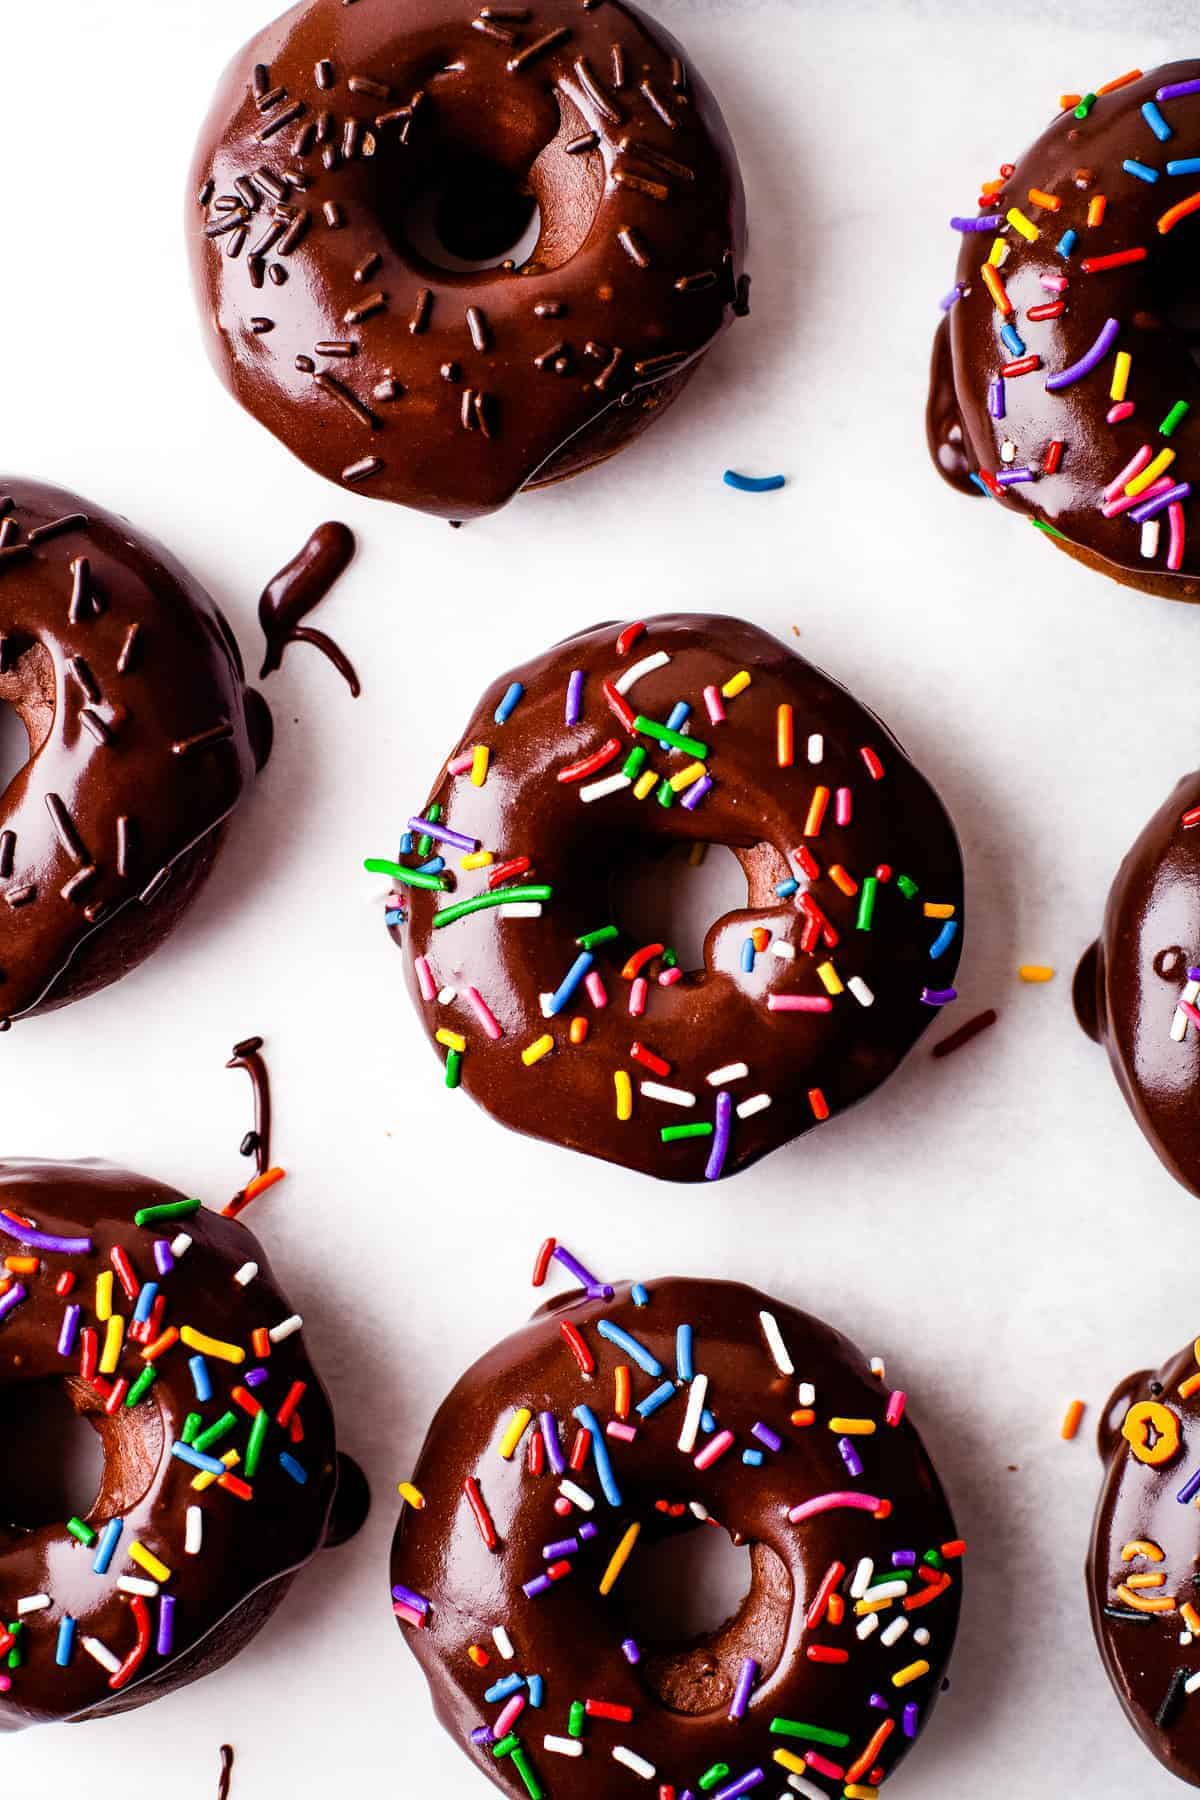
[217,1746,235,1800]
[257,524,360,697]
[226,1034,272,1215]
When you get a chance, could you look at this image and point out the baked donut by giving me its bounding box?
[1089,1338,1200,1785]
[188,0,748,521]
[367,615,965,1182]
[390,1250,964,1798]
[1074,771,1200,1197]
[0,479,269,1026]
[0,1157,359,1730]
[928,62,1200,601]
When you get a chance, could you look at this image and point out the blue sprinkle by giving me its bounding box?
[740,937,756,973]
[1056,228,1078,258]
[485,1674,525,1704]
[742,1449,765,1467]
[929,919,959,960]
[171,1441,226,1477]
[1124,158,1160,183]
[968,471,997,500]
[775,878,799,899]
[417,856,445,875]
[188,1355,212,1403]
[676,1323,694,1382]
[55,1616,76,1667]
[133,1281,159,1325]
[666,701,691,733]
[636,1380,678,1418]
[597,1318,661,1376]
[279,1452,308,1484]
[573,1405,622,1506]
[1000,323,1026,357]
[399,832,414,856]
[723,469,786,494]
[91,1518,123,1576]
[546,950,593,1017]
[384,909,405,927]
[701,1408,717,1435]
[528,1675,545,1708]
[630,1283,650,1309]
[1168,157,1200,176]
[1177,1467,1200,1505]
[1143,100,1173,141]
[494,681,524,725]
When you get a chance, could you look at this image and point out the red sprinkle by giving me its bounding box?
[1000,353,1041,377]
[630,1041,671,1077]
[557,738,622,785]
[1043,439,1065,475]
[110,1246,139,1303]
[602,679,638,734]
[806,1645,849,1664]
[615,622,645,656]
[585,1700,634,1721]
[559,1319,596,1376]
[532,1237,556,1287]
[489,856,532,890]
[1081,247,1148,274]
[463,1477,499,1551]
[860,746,885,780]
[1027,301,1066,321]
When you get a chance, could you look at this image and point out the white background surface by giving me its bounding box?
[3,0,1199,1792]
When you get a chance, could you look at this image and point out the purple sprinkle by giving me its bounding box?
[729,1656,758,1721]
[1189,967,1200,981]
[751,1422,782,1453]
[622,1638,640,1664]
[551,1244,613,1300]
[405,815,480,854]
[1159,78,1200,101]
[892,1550,917,1568]
[922,986,957,1007]
[995,465,1036,486]
[681,773,714,812]
[244,1367,269,1387]
[870,1693,889,1711]
[565,669,585,727]
[540,1411,566,1475]
[391,1582,430,1615]
[939,282,966,312]
[988,377,1006,420]
[1045,316,1120,392]
[0,1283,27,1323]
[951,213,1003,232]
[156,1594,175,1657]
[713,1772,765,1800]
[57,1303,81,1357]
[153,1239,174,1277]
[903,1701,920,1737]
[704,1089,733,1182]
[1177,1466,1200,1505]
[523,1573,553,1598]
[580,1521,598,1542]
[470,1726,493,1747]
[0,1215,92,1255]
[1130,480,1192,525]
[837,1436,863,1478]
[543,1537,578,1560]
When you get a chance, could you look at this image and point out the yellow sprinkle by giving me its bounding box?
[398,1482,426,1509]
[1110,350,1132,403]
[668,761,707,794]
[892,1660,931,1688]
[192,1449,239,1493]
[816,961,844,997]
[180,1326,245,1365]
[1006,206,1040,242]
[99,1314,124,1376]
[614,1069,633,1122]
[829,1416,877,1436]
[499,1407,532,1461]
[436,1029,467,1052]
[95,1270,114,1322]
[923,902,956,919]
[129,1541,172,1584]
[987,236,1009,267]
[598,1521,641,1596]
[522,1034,555,1067]
[721,670,752,699]
[687,841,708,866]
[845,1789,880,1800]
[1126,447,1176,497]
[633,770,658,800]
[461,850,493,870]
[470,745,490,787]
[854,1596,896,1616]
[1019,965,1055,983]
[773,1749,808,1777]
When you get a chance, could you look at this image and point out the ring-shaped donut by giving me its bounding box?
[189,0,748,519]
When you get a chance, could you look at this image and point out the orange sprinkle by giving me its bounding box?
[4,1256,38,1275]
[1061,1399,1086,1441]
[1087,195,1107,228]
[1028,187,1061,211]
[826,1593,845,1626]
[468,1645,490,1667]
[1179,1373,1200,1400]
[828,865,859,897]
[1059,93,1082,110]
[1097,69,1143,96]
[777,703,794,769]
[251,1327,271,1359]
[751,927,770,953]
[569,1015,589,1046]
[614,1364,631,1420]
[981,177,1005,196]
[791,1408,816,1428]
[1114,1584,1176,1614]
[804,786,830,837]
[1183,1602,1200,1635]
[140,1327,180,1363]
[1159,191,1200,236]
[808,1088,830,1122]
[981,263,1013,317]
[847,1719,895,1785]
[1125,1572,1167,1590]
[245,1166,285,1203]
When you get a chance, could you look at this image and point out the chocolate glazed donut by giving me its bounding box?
[188,0,748,520]
[1088,1338,1200,1784]
[1074,772,1200,1198]
[0,1159,359,1731]
[391,1262,964,1798]
[369,615,965,1183]
[927,63,1200,600]
[0,480,269,1026]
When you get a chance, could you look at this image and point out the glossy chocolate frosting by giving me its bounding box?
[391,1265,963,1797]
[377,614,965,1182]
[0,480,267,1024]
[1075,771,1200,1197]
[1089,1340,1200,1785]
[188,0,748,520]
[927,62,1200,600]
[0,1158,339,1730]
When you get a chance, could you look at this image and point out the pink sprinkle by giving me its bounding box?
[1101,475,1173,519]
[495,1695,526,1737]
[694,1428,735,1471]
[448,752,475,776]
[607,1421,638,1442]
[1179,999,1200,1030]
[1107,401,1136,424]
[414,955,436,1003]
[393,1601,426,1629]
[860,746,884,781]
[0,1674,12,1692]
[554,1497,571,1517]
[835,787,853,827]
[1102,443,1152,504]
[1040,273,1069,293]
[788,1490,882,1525]
[658,967,683,988]
[767,995,833,1013]
[585,971,609,1009]
[1169,500,1187,573]
[703,684,726,725]
[886,1390,908,1428]
[466,986,503,1040]
[629,976,648,1017]
[805,1752,845,1781]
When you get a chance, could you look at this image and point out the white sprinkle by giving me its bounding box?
[640,1081,696,1108]
[82,1636,122,1675]
[850,1558,874,1599]
[759,1309,794,1376]
[706,1062,748,1086]
[688,1500,709,1522]
[769,940,796,961]
[1171,977,1200,1041]
[807,733,823,764]
[501,902,543,919]
[848,976,875,1008]
[1186,1670,1200,1695]
[613,650,670,695]
[914,1626,931,1647]
[785,1775,829,1800]
[170,1232,193,1259]
[558,1479,595,1512]
[677,1373,709,1455]
[539,992,554,1017]
[437,985,458,1005]
[797,1381,816,1407]
[864,1579,908,1604]
[269,1314,303,1343]
[1141,518,1161,560]
[16,1594,50,1615]
[736,1094,772,1120]
[881,1616,909,1646]
[613,1746,656,1779]
[492,1626,514,1660]
[580,774,632,804]
[233,1262,258,1287]
[544,1736,584,1757]
[185,1506,203,1556]
[117,1576,159,1598]
[856,1613,879,1640]
[1000,437,1017,463]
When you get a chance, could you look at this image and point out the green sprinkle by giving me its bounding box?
[432,885,553,929]
[655,779,675,809]
[568,1701,585,1738]
[445,1048,463,1090]
[662,948,678,969]
[134,1197,202,1228]
[244,1409,270,1480]
[1031,517,1068,541]
[510,1747,543,1800]
[923,1547,945,1569]
[125,1365,158,1408]
[661,1123,714,1143]
[856,876,878,933]
[8,1622,23,1669]
[417,803,440,859]
[193,1411,238,1454]
[633,715,709,758]
[1075,92,1097,118]
[770,1720,851,1748]
[182,1412,203,1445]
[897,875,919,900]
[622,746,648,780]
[67,1517,97,1548]
[578,925,619,950]
[491,1733,519,1759]
[699,1766,731,1792]
[363,859,450,891]
[1161,399,1191,438]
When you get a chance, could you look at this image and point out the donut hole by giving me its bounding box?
[0,644,54,797]
[0,1375,164,1533]
[619,1526,791,1716]
[612,842,748,973]
[401,155,543,271]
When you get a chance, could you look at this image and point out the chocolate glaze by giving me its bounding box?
[927,63,1200,600]
[188,0,748,520]
[0,1159,339,1730]
[226,1035,274,1215]
[1089,1339,1200,1785]
[1075,771,1200,1197]
[257,523,360,698]
[383,614,964,1182]
[391,1272,962,1797]
[0,480,266,1024]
